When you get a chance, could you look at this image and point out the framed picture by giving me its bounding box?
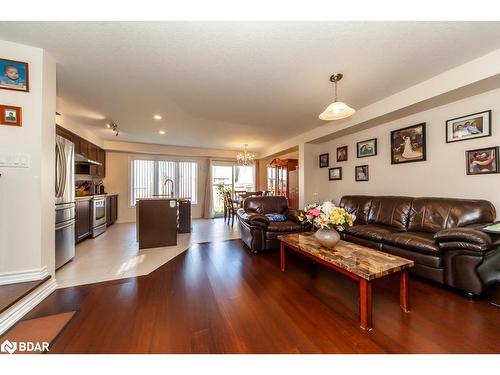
[390,123,426,164]
[446,110,491,143]
[0,104,22,127]
[336,146,348,162]
[466,146,499,175]
[329,167,342,181]
[319,153,329,168]
[357,138,377,158]
[355,165,369,181]
[0,58,29,92]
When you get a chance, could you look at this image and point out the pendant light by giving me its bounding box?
[319,73,356,121]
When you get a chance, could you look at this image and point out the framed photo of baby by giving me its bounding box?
[0,58,29,92]
[446,110,491,143]
[466,146,499,175]
[390,123,426,164]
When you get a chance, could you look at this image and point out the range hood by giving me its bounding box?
[75,153,102,166]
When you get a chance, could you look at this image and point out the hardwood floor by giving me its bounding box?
[24,240,500,354]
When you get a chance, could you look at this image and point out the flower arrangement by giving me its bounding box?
[298,201,356,231]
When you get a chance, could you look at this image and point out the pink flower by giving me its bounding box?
[310,208,321,217]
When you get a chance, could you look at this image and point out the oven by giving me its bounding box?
[92,196,107,237]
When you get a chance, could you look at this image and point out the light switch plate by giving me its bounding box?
[0,152,31,168]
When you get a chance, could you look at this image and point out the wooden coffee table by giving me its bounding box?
[278,232,414,331]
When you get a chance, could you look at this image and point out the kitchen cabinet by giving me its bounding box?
[97,149,106,178]
[75,197,92,242]
[56,125,106,178]
[267,158,299,209]
[79,138,89,158]
[56,126,80,154]
[106,194,118,226]
[136,198,177,249]
[88,143,98,161]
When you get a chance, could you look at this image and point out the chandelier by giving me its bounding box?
[236,144,255,166]
[319,73,356,121]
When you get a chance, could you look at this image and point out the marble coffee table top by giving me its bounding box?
[278,232,414,280]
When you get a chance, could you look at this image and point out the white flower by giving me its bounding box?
[321,201,336,214]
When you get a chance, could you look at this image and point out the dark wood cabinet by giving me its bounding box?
[106,194,118,226]
[136,199,177,249]
[88,143,98,161]
[75,198,92,242]
[97,149,106,178]
[267,158,299,209]
[56,125,106,178]
[79,139,89,158]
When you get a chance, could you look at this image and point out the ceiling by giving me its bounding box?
[1,21,500,152]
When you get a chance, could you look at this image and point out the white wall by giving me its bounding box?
[308,88,500,214]
[0,40,56,276]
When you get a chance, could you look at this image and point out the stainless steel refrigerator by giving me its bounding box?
[55,135,76,269]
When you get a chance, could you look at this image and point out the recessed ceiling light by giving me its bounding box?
[153,115,162,120]
[159,130,166,135]
[106,123,111,128]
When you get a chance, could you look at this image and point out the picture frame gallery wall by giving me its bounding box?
[313,87,500,212]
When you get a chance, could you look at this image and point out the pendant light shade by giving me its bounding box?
[319,101,356,121]
[319,73,355,121]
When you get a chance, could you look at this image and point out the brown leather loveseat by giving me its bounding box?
[237,196,309,253]
[339,195,500,296]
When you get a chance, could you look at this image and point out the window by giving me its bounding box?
[130,157,198,206]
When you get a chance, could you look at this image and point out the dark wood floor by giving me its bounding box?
[23,240,500,354]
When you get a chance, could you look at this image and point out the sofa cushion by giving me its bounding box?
[339,195,373,224]
[344,224,401,242]
[382,244,443,268]
[385,232,440,255]
[368,196,412,230]
[407,197,496,233]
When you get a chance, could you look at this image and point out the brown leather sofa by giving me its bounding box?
[237,196,309,253]
[339,195,500,296]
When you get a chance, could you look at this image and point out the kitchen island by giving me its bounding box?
[135,197,191,249]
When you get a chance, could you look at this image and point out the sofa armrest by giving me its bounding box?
[285,208,305,224]
[237,209,270,227]
[434,228,495,252]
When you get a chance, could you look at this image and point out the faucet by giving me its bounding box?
[163,178,174,197]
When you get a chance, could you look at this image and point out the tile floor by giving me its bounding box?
[55,218,241,288]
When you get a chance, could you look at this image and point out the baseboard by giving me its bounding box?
[0,266,49,286]
[0,278,57,335]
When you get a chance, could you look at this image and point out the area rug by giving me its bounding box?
[0,311,76,354]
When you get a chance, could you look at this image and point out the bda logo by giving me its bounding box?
[1,339,17,354]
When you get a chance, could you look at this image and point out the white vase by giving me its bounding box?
[314,228,341,248]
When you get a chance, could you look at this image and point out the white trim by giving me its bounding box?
[0,278,57,335]
[0,266,49,286]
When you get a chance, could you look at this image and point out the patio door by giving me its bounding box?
[212,162,256,217]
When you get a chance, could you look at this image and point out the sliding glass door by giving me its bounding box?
[212,162,256,217]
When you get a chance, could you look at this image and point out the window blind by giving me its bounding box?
[130,158,198,206]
